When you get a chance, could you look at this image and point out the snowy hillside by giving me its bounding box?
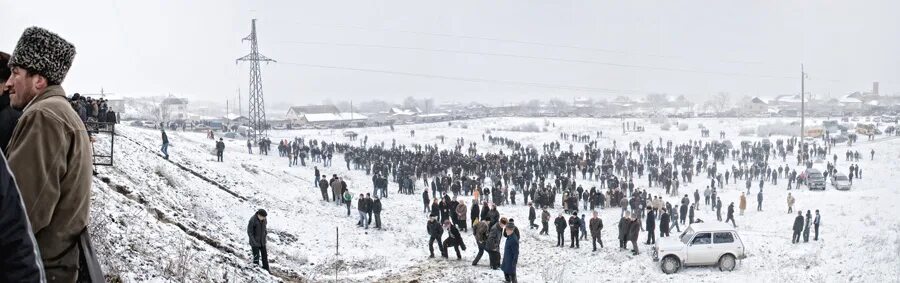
[92,117,900,282]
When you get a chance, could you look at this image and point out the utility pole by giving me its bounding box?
[800,64,806,139]
[238,88,242,117]
[237,19,275,141]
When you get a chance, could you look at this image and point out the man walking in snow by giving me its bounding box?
[427,216,444,258]
[247,209,269,271]
[318,175,329,201]
[589,211,604,251]
[725,202,736,227]
[472,218,489,266]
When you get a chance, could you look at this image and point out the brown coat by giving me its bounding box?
[8,85,93,282]
[739,195,747,210]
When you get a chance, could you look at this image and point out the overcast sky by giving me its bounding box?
[2,0,898,107]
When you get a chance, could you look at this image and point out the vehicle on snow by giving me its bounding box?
[805,168,826,190]
[831,173,851,190]
[653,222,746,274]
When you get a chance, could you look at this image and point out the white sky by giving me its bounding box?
[2,0,898,106]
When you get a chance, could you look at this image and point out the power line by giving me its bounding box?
[278,61,644,95]
[276,40,800,80]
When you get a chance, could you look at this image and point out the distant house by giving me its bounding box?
[223,113,250,125]
[839,95,863,111]
[286,104,367,127]
[389,107,420,123]
[161,96,188,121]
[744,97,769,114]
[286,105,340,121]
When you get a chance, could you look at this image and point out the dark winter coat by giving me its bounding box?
[216,141,225,152]
[471,203,480,220]
[589,217,603,236]
[646,210,656,231]
[445,225,466,249]
[430,203,439,217]
[659,212,670,233]
[792,215,804,232]
[568,216,580,231]
[727,204,734,218]
[628,219,641,241]
[486,209,500,226]
[528,206,536,221]
[422,190,429,204]
[554,216,567,232]
[618,217,628,241]
[427,219,443,238]
[247,215,267,248]
[319,179,329,190]
[487,223,503,251]
[500,234,519,274]
[373,199,382,213]
[0,153,44,281]
[0,95,22,154]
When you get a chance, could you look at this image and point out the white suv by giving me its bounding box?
[652,222,747,274]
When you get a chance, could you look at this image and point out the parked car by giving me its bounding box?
[831,173,851,190]
[653,222,746,274]
[806,168,826,190]
[141,121,158,129]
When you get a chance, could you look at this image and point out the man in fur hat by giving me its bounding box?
[4,26,93,282]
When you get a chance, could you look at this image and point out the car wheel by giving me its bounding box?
[661,256,680,274]
[719,254,736,272]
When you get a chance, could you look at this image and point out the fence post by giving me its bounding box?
[335,227,339,255]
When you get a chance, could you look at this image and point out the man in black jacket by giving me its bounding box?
[486,217,507,269]
[215,138,225,162]
[442,220,466,260]
[568,213,581,248]
[247,209,269,271]
[528,202,538,229]
[628,214,641,255]
[792,211,803,244]
[645,209,656,245]
[319,175,329,201]
[427,216,444,258]
[372,197,383,229]
[554,213,567,247]
[589,210,604,252]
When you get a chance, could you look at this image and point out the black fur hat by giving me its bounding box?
[8,27,76,85]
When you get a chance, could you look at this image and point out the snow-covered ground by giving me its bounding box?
[92,117,900,282]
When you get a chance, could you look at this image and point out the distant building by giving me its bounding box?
[161,96,188,121]
[286,105,340,120]
[744,97,769,114]
[286,104,367,127]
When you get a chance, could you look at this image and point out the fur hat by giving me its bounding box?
[8,26,76,85]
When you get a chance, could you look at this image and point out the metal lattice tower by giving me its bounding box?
[237,19,275,141]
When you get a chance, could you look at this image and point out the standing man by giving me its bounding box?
[161,129,169,159]
[739,192,747,216]
[247,139,252,154]
[589,211,604,251]
[554,213,567,247]
[628,213,641,255]
[247,209,269,271]
[215,138,225,162]
[372,196,382,229]
[803,210,812,243]
[527,202,538,229]
[569,213,581,248]
[813,210,821,241]
[540,207,550,235]
[486,218,507,269]
[757,190,763,211]
[426,216,444,258]
[787,193,795,213]
[6,26,93,281]
[500,225,519,283]
[318,175,329,201]
[645,209,656,245]
[792,211,803,244]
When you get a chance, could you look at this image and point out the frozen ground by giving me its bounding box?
[92,117,900,282]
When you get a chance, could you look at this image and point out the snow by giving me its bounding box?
[93,117,900,282]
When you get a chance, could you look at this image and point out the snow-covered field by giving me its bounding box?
[92,117,900,282]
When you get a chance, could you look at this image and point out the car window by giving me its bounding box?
[713,232,734,244]
[691,233,711,245]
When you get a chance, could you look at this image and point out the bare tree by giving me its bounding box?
[713,92,731,114]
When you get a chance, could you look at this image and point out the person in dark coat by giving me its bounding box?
[500,226,519,283]
[470,199,480,232]
[442,220,466,259]
[486,218,507,269]
[554,213,567,247]
[427,216,444,258]
[528,202,538,229]
[0,142,45,281]
[617,212,629,249]
[569,213,581,248]
[540,208,550,235]
[725,202,736,227]
[679,201,688,224]
[659,209,670,238]
[589,210,604,251]
[373,197,383,229]
[803,210,812,242]
[814,210,821,241]
[215,138,225,162]
[319,175,330,201]
[160,129,169,159]
[628,214,641,255]
[247,209,269,271]
[422,190,430,213]
[689,204,696,224]
[430,199,439,218]
[792,211,804,244]
[645,209,656,245]
[472,218,489,266]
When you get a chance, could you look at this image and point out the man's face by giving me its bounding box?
[6,67,42,108]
